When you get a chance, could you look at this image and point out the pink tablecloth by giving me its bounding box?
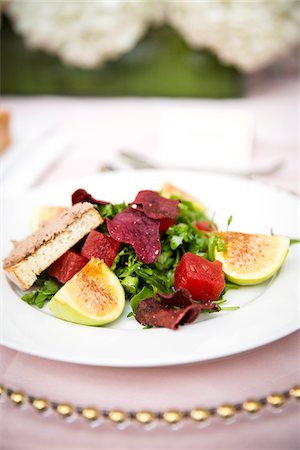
[1,74,299,449]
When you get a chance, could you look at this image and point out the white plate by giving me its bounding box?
[1,170,299,367]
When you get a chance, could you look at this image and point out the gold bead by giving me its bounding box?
[55,403,74,417]
[216,404,237,419]
[162,410,183,425]
[9,391,26,406]
[108,410,128,424]
[32,398,50,413]
[289,386,300,400]
[190,408,211,422]
[81,407,100,421]
[242,400,263,414]
[267,393,287,408]
[135,411,156,425]
[0,385,5,397]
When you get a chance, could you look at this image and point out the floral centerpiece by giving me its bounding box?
[1,0,299,96]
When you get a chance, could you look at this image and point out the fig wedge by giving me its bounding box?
[48,257,125,325]
[215,232,290,285]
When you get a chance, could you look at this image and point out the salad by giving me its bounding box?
[14,184,291,330]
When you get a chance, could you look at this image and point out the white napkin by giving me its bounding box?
[152,107,255,170]
[1,122,70,194]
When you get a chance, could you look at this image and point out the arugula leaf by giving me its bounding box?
[220,306,240,311]
[207,234,226,261]
[21,278,61,309]
[130,286,154,313]
[93,202,127,219]
[176,199,208,225]
[290,238,300,245]
[227,215,233,230]
[223,281,240,293]
[135,267,171,293]
[166,223,208,255]
[121,275,139,295]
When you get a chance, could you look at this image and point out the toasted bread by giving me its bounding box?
[3,202,102,290]
[0,109,11,154]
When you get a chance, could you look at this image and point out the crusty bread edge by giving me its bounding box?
[5,208,102,290]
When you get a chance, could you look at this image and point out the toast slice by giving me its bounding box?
[0,109,11,154]
[3,202,103,290]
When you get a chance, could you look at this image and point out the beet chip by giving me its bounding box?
[158,288,193,308]
[107,208,161,264]
[135,288,219,330]
[131,190,179,220]
[72,189,110,206]
[135,298,203,330]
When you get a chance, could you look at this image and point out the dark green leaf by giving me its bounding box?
[227,215,233,230]
[130,286,154,313]
[21,277,61,309]
[21,290,38,305]
[121,275,139,295]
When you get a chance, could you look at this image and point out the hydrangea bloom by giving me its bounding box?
[5,0,300,72]
[165,0,300,72]
[7,0,163,68]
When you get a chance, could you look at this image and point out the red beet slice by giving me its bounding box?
[107,208,160,264]
[135,298,203,330]
[131,190,179,220]
[72,189,110,206]
[81,230,120,267]
[48,250,89,284]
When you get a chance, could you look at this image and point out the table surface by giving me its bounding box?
[1,73,299,449]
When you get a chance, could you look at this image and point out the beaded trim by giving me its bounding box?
[1,384,299,427]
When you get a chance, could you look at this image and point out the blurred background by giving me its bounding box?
[0,0,299,193]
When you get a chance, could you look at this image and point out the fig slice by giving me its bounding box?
[215,232,290,285]
[48,258,125,326]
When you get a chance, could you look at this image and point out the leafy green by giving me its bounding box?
[219,306,240,311]
[130,286,154,313]
[93,202,127,234]
[227,215,233,230]
[289,238,300,245]
[207,234,227,261]
[223,282,240,293]
[21,278,61,309]
[166,223,208,255]
[176,199,208,225]
[93,202,127,219]
[121,275,139,295]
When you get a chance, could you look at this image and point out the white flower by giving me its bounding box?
[6,0,300,72]
[165,0,300,72]
[7,0,163,68]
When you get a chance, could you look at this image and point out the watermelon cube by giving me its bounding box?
[174,252,225,301]
[48,250,89,284]
[81,230,120,267]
